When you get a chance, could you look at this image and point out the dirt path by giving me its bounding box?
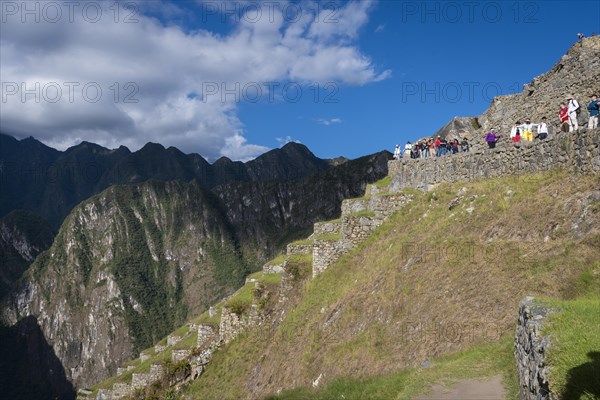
[413,375,506,400]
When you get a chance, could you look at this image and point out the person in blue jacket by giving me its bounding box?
[588,94,599,130]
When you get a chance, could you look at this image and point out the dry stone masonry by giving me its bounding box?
[312,192,413,277]
[388,128,599,192]
[515,296,557,400]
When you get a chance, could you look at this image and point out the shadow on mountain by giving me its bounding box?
[0,316,75,400]
[562,351,600,400]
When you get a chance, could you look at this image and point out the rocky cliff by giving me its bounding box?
[0,210,54,300]
[3,181,248,388]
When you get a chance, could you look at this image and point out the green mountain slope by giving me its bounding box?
[4,180,249,388]
[181,170,599,400]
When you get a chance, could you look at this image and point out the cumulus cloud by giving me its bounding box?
[0,0,389,160]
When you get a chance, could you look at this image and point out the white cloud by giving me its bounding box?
[220,132,270,162]
[375,24,385,33]
[0,0,389,160]
[276,135,301,146]
[318,118,342,126]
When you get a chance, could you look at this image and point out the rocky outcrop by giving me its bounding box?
[479,36,600,136]
[0,210,54,300]
[514,296,557,400]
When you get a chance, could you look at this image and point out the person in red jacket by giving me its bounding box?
[435,136,442,157]
[558,103,569,132]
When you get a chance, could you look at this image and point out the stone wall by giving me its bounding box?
[368,193,414,219]
[219,305,261,345]
[341,198,369,215]
[312,238,353,277]
[286,243,312,256]
[197,324,217,348]
[312,192,414,277]
[514,296,557,400]
[312,220,342,237]
[342,215,384,245]
[389,128,599,191]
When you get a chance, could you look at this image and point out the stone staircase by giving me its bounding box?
[84,176,412,400]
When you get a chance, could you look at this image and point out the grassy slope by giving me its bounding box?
[542,297,600,399]
[182,171,600,399]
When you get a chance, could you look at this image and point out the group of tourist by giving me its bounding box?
[393,93,599,157]
[392,136,470,159]
[486,94,599,149]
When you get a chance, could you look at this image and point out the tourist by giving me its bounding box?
[460,137,470,152]
[510,121,521,141]
[513,129,521,143]
[404,141,412,158]
[420,141,429,158]
[412,142,420,159]
[536,117,549,140]
[393,144,401,160]
[559,103,570,132]
[451,139,460,154]
[428,138,435,158]
[567,95,580,132]
[435,136,442,157]
[440,137,448,156]
[521,119,538,142]
[587,94,599,130]
[486,129,499,149]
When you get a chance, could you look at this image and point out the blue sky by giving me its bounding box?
[1,0,599,161]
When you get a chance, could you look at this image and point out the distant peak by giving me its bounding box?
[140,142,166,151]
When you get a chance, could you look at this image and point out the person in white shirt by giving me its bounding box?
[536,117,549,140]
[404,141,412,158]
[567,95,580,132]
[393,144,401,160]
[510,121,521,141]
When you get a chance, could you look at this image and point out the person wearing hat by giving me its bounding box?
[521,118,537,142]
[587,94,599,130]
[393,144,401,160]
[567,95,580,132]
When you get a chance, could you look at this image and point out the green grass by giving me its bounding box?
[289,238,314,246]
[191,303,223,326]
[373,175,392,188]
[267,335,519,400]
[266,254,286,265]
[313,233,343,241]
[542,296,600,399]
[172,331,198,351]
[345,210,376,218]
